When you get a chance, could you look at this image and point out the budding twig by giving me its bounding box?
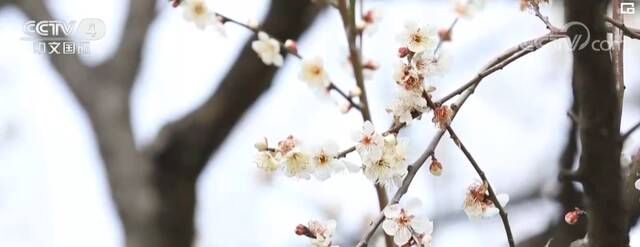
[356,32,564,247]
[211,13,362,112]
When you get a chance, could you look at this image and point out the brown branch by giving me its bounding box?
[356,32,564,247]
[606,16,640,40]
[622,121,640,142]
[336,1,391,246]
[444,126,515,246]
[566,0,628,245]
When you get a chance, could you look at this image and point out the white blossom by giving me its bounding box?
[251,31,284,66]
[463,182,510,219]
[635,178,640,191]
[308,219,338,247]
[382,198,434,246]
[300,57,330,89]
[363,135,408,186]
[281,148,312,179]
[310,141,345,181]
[386,90,427,124]
[181,0,224,33]
[396,21,436,53]
[255,151,279,172]
[353,121,384,162]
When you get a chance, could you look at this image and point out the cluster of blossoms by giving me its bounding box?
[382,198,434,246]
[463,182,510,219]
[354,121,408,186]
[295,219,339,247]
[387,21,453,128]
[254,136,357,180]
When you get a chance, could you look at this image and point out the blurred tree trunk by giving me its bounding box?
[566,0,627,245]
[6,0,320,246]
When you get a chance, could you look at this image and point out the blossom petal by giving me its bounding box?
[382,219,398,235]
[393,227,411,246]
[484,207,499,218]
[383,204,401,218]
[404,198,422,212]
[497,193,510,207]
[411,217,433,234]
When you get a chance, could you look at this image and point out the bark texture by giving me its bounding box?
[5,0,320,246]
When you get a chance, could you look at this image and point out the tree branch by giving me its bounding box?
[356,32,564,246]
[606,16,640,40]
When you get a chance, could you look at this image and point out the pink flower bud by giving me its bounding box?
[437,28,452,42]
[564,208,585,225]
[429,158,443,176]
[284,39,298,54]
[398,47,410,58]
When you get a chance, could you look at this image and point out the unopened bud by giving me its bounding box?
[437,28,452,42]
[384,134,397,145]
[363,60,379,70]
[340,103,352,114]
[398,47,410,58]
[349,86,362,97]
[363,9,375,23]
[247,19,260,30]
[564,208,585,225]
[254,137,268,151]
[294,224,315,238]
[429,158,443,176]
[284,39,298,54]
[356,20,367,33]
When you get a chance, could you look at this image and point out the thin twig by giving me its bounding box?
[215,13,362,111]
[606,16,640,40]
[611,0,625,130]
[356,32,564,247]
[531,4,561,33]
[446,126,515,246]
[622,121,640,142]
[432,17,459,58]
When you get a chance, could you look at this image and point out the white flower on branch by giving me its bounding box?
[281,148,312,179]
[300,57,331,89]
[463,182,510,219]
[181,0,224,33]
[393,63,424,93]
[363,135,408,186]
[310,141,345,181]
[295,219,339,247]
[255,151,279,172]
[353,121,384,162]
[412,53,444,78]
[386,89,428,124]
[308,219,338,247]
[251,31,284,66]
[382,198,434,246]
[397,20,436,53]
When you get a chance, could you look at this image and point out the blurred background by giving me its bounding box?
[1,0,640,246]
